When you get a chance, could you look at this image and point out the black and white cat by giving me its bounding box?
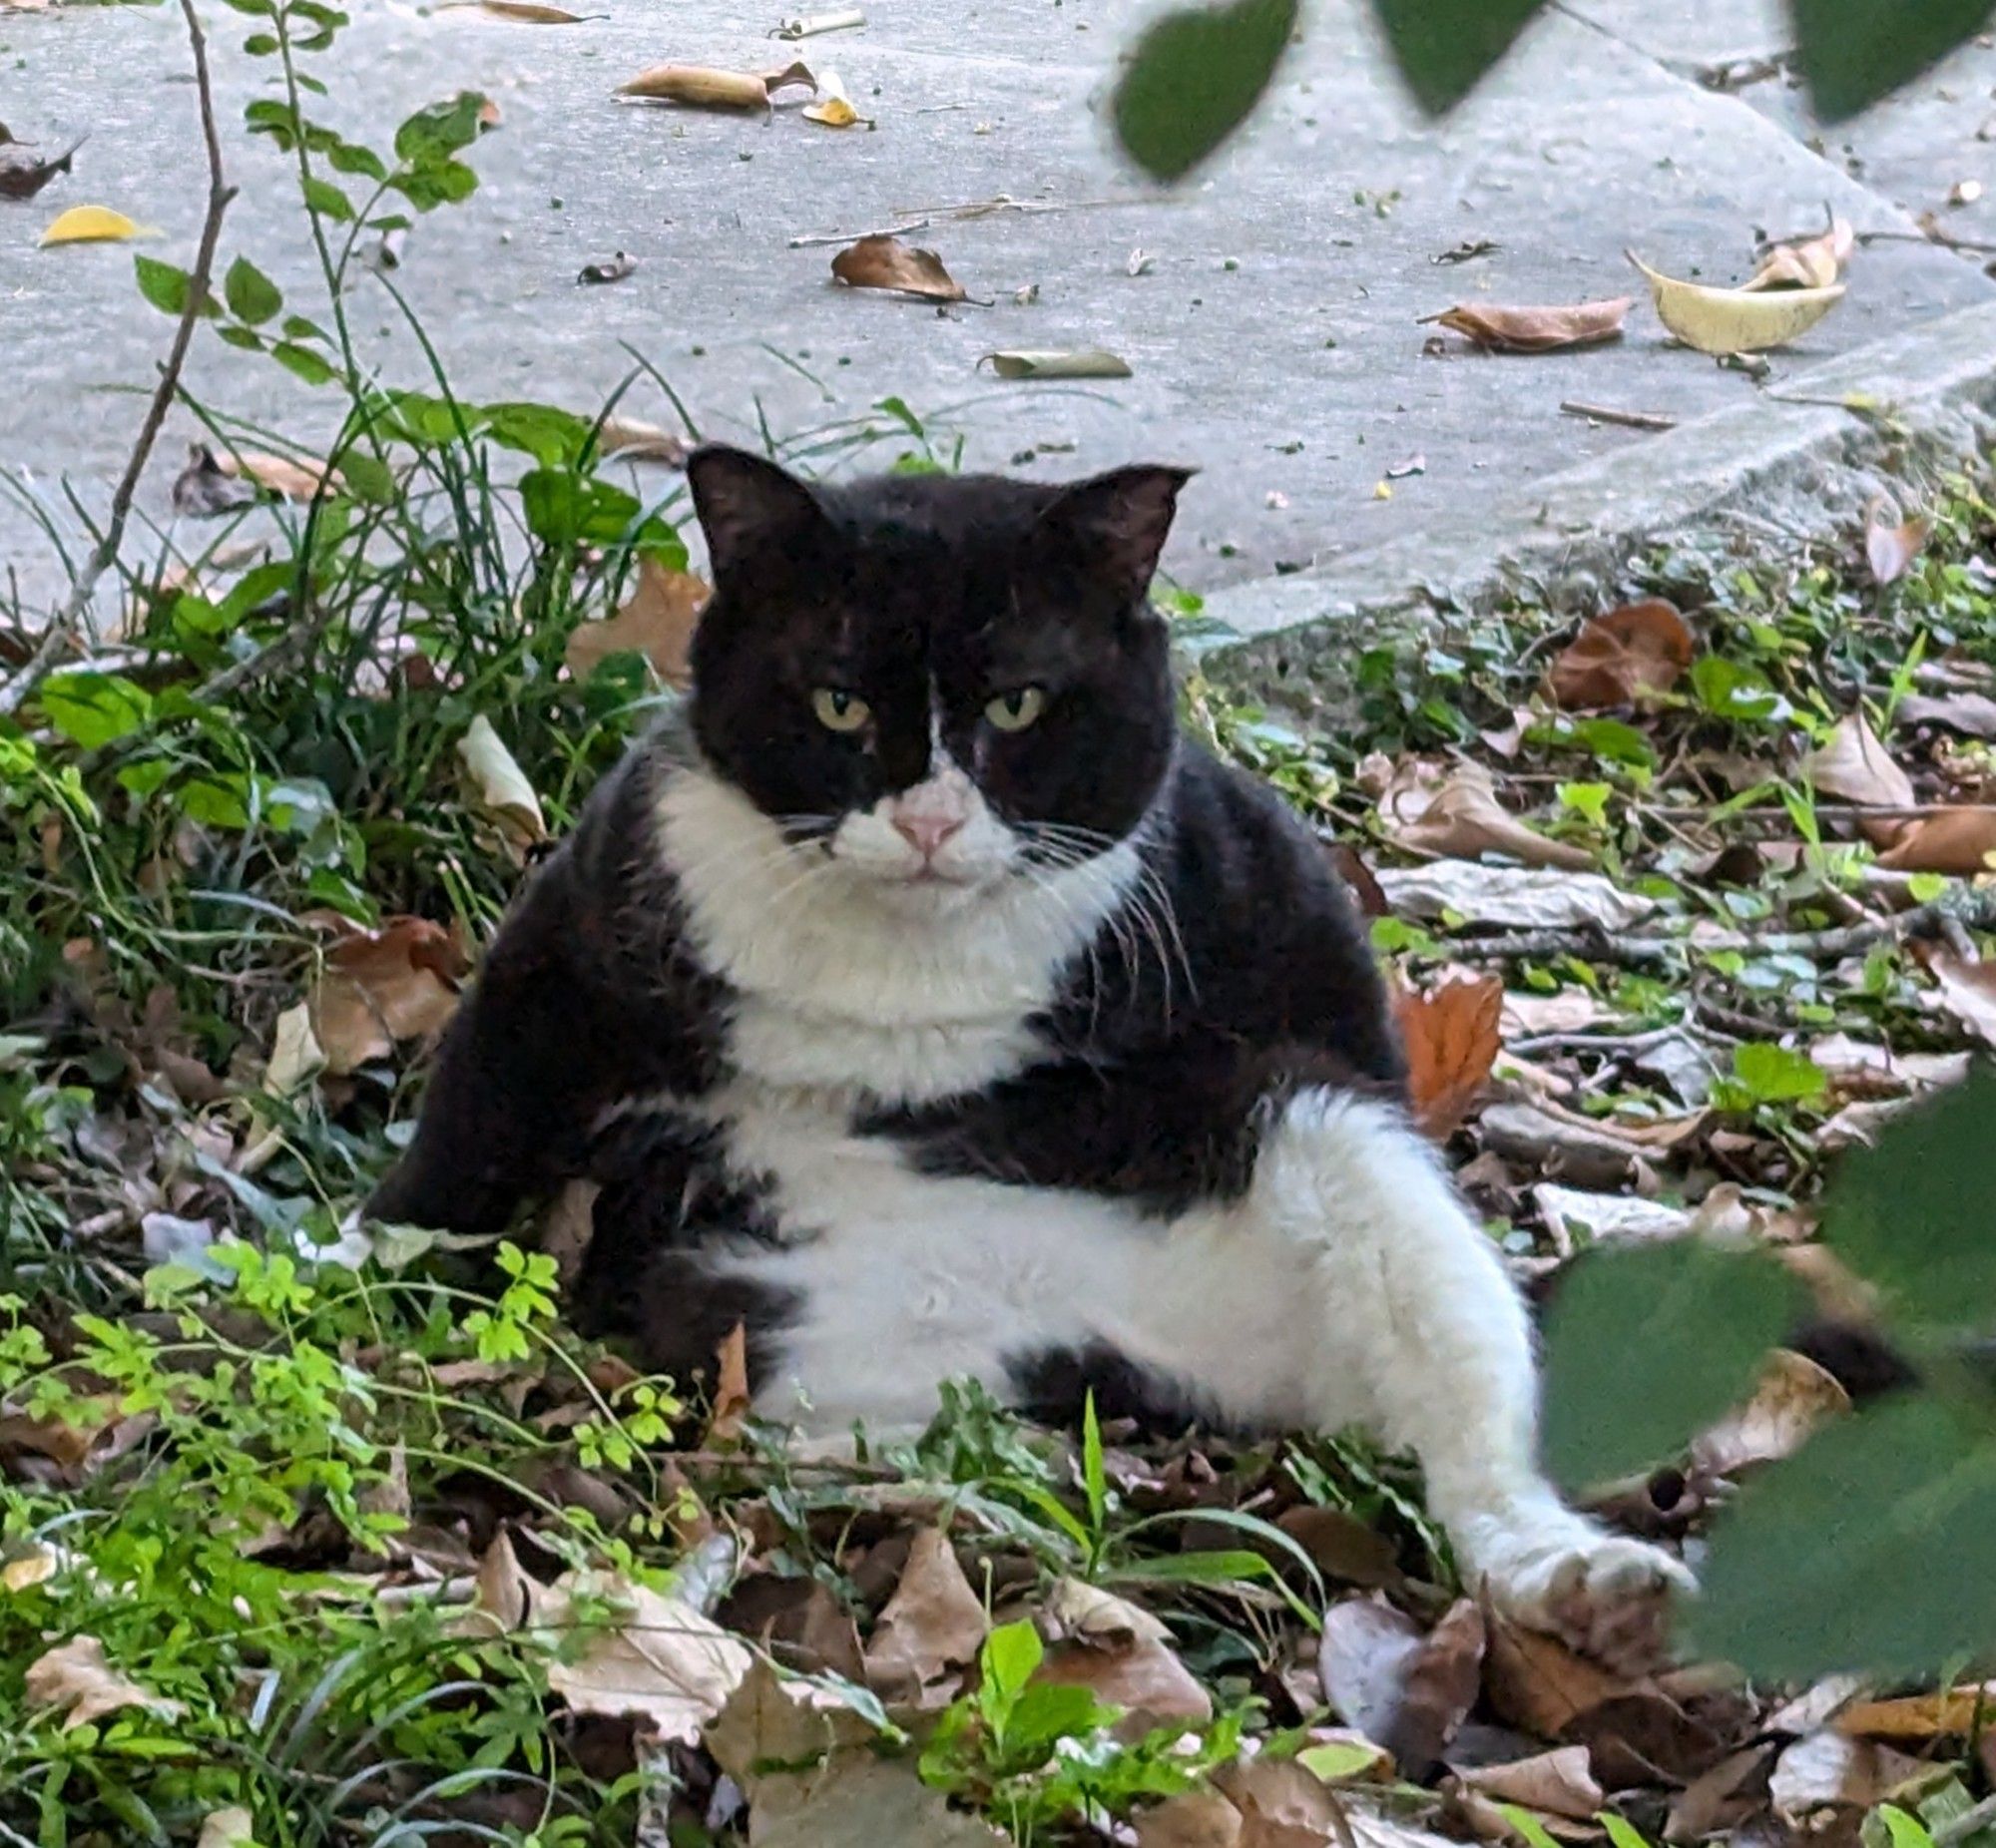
[369,447,1691,1663]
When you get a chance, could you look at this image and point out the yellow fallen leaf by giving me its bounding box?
[1744,215,1854,291]
[40,205,152,247]
[803,69,869,127]
[1628,250,1843,355]
[456,713,546,851]
[263,1000,325,1098]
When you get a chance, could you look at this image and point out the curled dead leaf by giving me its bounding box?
[1422,298,1630,353]
[1451,1745,1604,1821]
[803,69,871,127]
[1547,601,1695,709]
[1895,691,1996,738]
[597,416,690,465]
[1770,1730,1923,1820]
[619,59,816,108]
[455,714,545,852]
[1378,760,1595,872]
[1835,1682,1996,1740]
[1805,712,1916,809]
[174,442,342,515]
[1629,250,1844,354]
[1746,215,1854,291]
[1865,498,1931,586]
[1395,974,1502,1139]
[830,232,966,301]
[980,348,1134,378]
[1378,864,1654,931]
[704,1321,752,1447]
[1926,949,1996,1047]
[1319,1596,1484,1773]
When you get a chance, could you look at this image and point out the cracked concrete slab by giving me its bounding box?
[0,0,1991,670]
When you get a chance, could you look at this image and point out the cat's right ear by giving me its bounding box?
[686,445,834,583]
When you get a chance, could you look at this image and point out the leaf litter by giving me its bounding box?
[12,452,1996,1846]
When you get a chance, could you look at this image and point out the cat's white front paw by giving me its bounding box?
[1472,1508,1696,1672]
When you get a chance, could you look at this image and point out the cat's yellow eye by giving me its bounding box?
[985,687,1045,732]
[811,688,871,732]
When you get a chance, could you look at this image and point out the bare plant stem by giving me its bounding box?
[0,0,237,720]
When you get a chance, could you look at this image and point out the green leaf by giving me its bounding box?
[1081,1391,1108,1536]
[133,255,195,318]
[272,341,337,387]
[393,159,478,213]
[37,672,153,749]
[300,176,355,223]
[1113,0,1298,183]
[1792,0,1995,121]
[216,324,265,352]
[1598,1814,1655,1848]
[1496,1805,1568,1848]
[224,255,283,326]
[1543,1241,1800,1489]
[1824,1069,1996,1339]
[1692,1393,1996,1677]
[1371,0,1547,113]
[326,137,388,181]
[482,400,592,466]
[1728,1042,1829,1106]
[1691,656,1784,722]
[519,469,642,550]
[394,92,489,167]
[335,452,396,504]
[1876,1807,1939,1848]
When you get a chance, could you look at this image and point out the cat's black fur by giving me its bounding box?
[367,447,1404,1413]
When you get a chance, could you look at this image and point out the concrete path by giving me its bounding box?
[1,0,1992,641]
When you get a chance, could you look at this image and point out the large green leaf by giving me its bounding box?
[37,672,154,749]
[1692,1393,1996,1676]
[1112,0,1299,183]
[1543,1240,1800,1490]
[1824,1069,1996,1342]
[224,256,283,327]
[1372,0,1548,114]
[1792,0,1996,121]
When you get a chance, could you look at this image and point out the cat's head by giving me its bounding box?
[682,446,1191,898]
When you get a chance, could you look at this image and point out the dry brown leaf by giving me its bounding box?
[262,1000,325,1098]
[1769,1730,1924,1819]
[457,1527,547,1636]
[1139,1790,1248,1848]
[1835,1682,1996,1740]
[1037,1630,1212,1736]
[305,913,465,1077]
[1667,1743,1779,1840]
[1395,975,1502,1139]
[1379,760,1595,872]
[1876,807,1996,874]
[1805,712,1916,808]
[705,1320,752,1447]
[1692,1348,1850,1477]
[564,558,709,686]
[1808,1032,1971,1099]
[751,1752,1010,1846]
[618,59,816,108]
[1547,600,1695,709]
[1276,1506,1402,1588]
[540,1570,750,1741]
[1927,950,1996,1047]
[704,1658,878,1792]
[24,1635,185,1730]
[1215,1757,1347,1844]
[1424,297,1631,353]
[1896,691,1996,738]
[1481,1607,1628,1737]
[830,232,966,301]
[1318,1596,1484,1773]
[1500,990,1621,1038]
[862,1527,988,1707]
[1745,216,1854,290]
[1452,1745,1604,1821]
[1866,499,1931,586]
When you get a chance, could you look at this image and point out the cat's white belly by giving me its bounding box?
[702,1086,1320,1437]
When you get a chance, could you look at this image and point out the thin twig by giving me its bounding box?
[1466,885,1996,969]
[1560,400,1679,431]
[0,0,236,719]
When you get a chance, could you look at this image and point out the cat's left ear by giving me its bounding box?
[1036,464,1196,606]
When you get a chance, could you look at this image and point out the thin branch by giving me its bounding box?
[0,0,236,718]
[1463,885,1996,969]
[1560,400,1679,432]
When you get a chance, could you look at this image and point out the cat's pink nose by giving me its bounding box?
[892,812,965,860]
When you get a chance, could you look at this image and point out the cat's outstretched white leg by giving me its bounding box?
[1255,1088,1694,1669]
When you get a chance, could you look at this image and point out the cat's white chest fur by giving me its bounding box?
[696,1081,1319,1439]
